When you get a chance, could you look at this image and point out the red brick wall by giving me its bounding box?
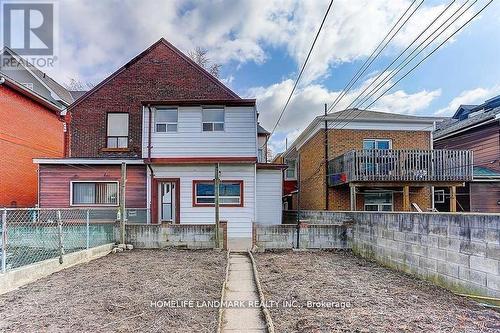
[298,128,432,211]
[69,41,239,158]
[0,85,64,207]
[38,164,146,208]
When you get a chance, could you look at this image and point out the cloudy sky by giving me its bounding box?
[45,0,500,153]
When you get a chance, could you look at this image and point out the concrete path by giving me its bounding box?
[221,252,267,333]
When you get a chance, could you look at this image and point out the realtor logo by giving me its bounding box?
[1,0,58,68]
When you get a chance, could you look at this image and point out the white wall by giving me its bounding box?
[256,169,283,225]
[143,106,258,158]
[151,164,255,238]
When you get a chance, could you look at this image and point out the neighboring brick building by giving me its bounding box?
[282,109,473,212]
[0,76,64,207]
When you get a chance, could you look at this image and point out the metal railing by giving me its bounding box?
[328,149,473,186]
[0,208,147,273]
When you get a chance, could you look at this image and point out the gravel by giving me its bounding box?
[255,250,500,333]
[0,249,226,333]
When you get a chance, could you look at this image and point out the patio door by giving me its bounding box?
[158,182,176,222]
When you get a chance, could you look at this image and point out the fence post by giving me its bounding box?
[2,209,7,273]
[86,210,90,250]
[57,210,63,264]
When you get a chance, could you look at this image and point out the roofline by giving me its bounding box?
[434,116,498,141]
[0,76,64,114]
[33,158,144,165]
[68,38,240,110]
[141,99,256,107]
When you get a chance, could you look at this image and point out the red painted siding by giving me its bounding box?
[39,164,146,208]
[0,85,64,207]
[470,182,500,213]
[69,40,240,159]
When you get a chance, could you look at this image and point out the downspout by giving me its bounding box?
[324,104,329,210]
[147,105,153,162]
[147,105,153,223]
[296,151,301,249]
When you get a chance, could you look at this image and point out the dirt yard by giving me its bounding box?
[256,251,500,333]
[0,249,226,333]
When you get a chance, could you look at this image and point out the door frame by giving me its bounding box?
[152,178,180,224]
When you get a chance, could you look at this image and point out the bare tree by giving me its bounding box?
[188,47,221,78]
[64,78,95,91]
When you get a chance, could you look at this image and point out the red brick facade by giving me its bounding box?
[0,85,64,207]
[298,128,433,211]
[68,39,240,158]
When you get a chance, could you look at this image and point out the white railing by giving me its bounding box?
[328,149,473,185]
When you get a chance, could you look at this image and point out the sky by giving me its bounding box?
[38,0,500,154]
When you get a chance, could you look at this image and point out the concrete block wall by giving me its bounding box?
[123,223,221,249]
[299,211,500,298]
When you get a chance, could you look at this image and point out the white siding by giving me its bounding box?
[151,164,255,238]
[143,106,258,158]
[256,169,283,225]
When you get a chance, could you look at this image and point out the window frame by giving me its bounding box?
[202,106,225,132]
[192,180,244,207]
[155,107,178,133]
[21,82,34,90]
[70,180,119,207]
[285,159,297,180]
[363,192,393,212]
[363,138,393,150]
[434,189,445,204]
[106,112,129,149]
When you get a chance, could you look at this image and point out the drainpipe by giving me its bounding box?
[147,105,153,162]
[324,104,329,210]
[296,151,301,249]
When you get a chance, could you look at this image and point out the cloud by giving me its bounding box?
[435,85,500,115]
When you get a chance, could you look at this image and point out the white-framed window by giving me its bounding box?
[107,113,129,148]
[193,181,243,206]
[434,189,445,203]
[363,139,392,150]
[71,181,119,206]
[285,159,296,180]
[364,192,393,211]
[202,107,224,132]
[258,148,266,163]
[155,107,178,132]
[21,82,34,90]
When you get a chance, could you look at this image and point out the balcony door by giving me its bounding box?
[158,182,176,222]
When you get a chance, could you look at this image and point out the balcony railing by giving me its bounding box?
[327,149,473,186]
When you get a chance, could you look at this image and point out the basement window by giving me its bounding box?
[155,107,178,132]
[71,181,118,206]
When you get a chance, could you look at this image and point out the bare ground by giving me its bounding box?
[0,249,226,333]
[255,250,500,333]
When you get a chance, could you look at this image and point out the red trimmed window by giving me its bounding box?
[193,180,243,207]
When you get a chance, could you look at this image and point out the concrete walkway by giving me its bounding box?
[221,252,267,333]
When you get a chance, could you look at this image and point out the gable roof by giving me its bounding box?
[1,47,74,105]
[0,75,63,114]
[257,124,270,135]
[69,38,240,111]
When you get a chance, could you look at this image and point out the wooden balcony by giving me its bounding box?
[328,149,473,186]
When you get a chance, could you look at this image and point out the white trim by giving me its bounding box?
[33,158,144,165]
[69,180,119,207]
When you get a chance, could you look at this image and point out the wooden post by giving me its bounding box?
[350,185,356,211]
[403,185,410,212]
[450,186,457,213]
[120,162,127,244]
[214,163,220,248]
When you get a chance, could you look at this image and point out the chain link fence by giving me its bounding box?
[0,208,147,273]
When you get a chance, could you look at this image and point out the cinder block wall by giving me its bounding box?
[301,210,500,298]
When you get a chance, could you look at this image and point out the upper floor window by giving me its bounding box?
[258,148,266,163]
[363,139,392,150]
[202,107,224,131]
[156,108,178,132]
[285,159,296,179]
[107,113,129,148]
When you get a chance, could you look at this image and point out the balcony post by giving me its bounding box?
[403,185,410,212]
[349,184,356,211]
[450,186,457,213]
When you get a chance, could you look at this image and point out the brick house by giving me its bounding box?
[0,76,65,207]
[34,38,284,249]
[282,109,473,212]
[434,96,500,213]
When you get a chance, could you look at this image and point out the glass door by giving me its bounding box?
[159,182,175,222]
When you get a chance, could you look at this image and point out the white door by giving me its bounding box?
[159,182,176,222]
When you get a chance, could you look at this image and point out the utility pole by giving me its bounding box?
[214,163,220,248]
[120,162,127,245]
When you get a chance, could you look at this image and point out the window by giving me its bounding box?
[258,148,266,163]
[364,192,393,211]
[363,139,392,150]
[21,82,34,90]
[155,108,178,132]
[202,107,224,131]
[107,113,129,148]
[434,189,445,203]
[71,182,118,206]
[285,159,296,179]
[193,181,243,206]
